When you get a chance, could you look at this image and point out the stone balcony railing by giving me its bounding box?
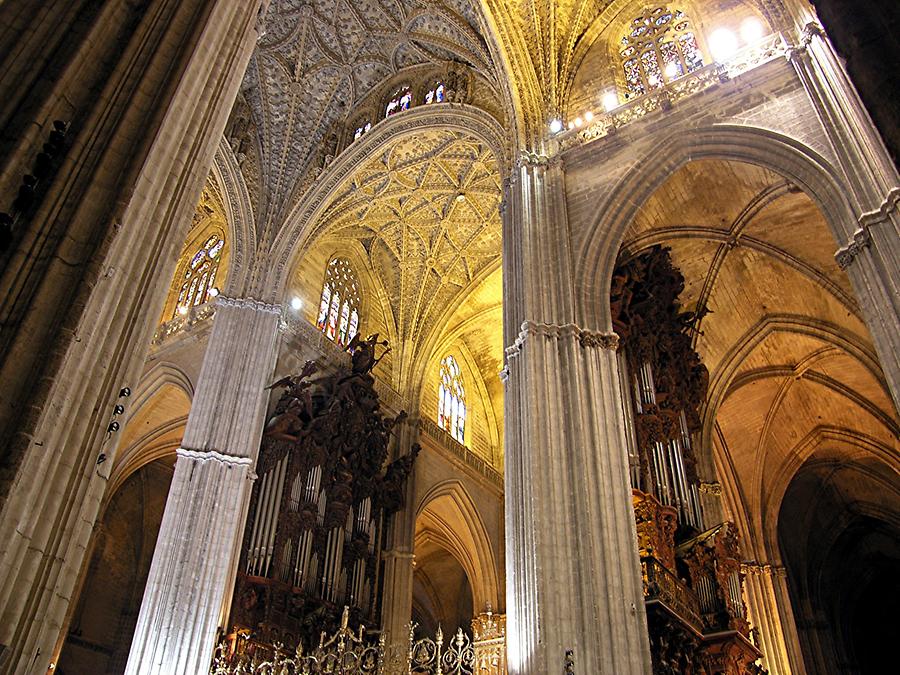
[151,301,216,346]
[557,33,787,152]
[154,304,504,489]
[418,416,503,489]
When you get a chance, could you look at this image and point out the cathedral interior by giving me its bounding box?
[0,1,897,674]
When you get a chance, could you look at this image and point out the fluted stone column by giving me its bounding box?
[378,416,419,655]
[743,562,807,675]
[789,21,900,410]
[125,296,280,675]
[502,156,651,675]
[0,3,261,673]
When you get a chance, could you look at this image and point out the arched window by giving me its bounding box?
[353,121,371,140]
[174,234,224,317]
[424,83,445,104]
[619,7,703,98]
[316,257,361,346]
[385,86,412,117]
[438,355,466,444]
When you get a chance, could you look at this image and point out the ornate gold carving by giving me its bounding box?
[741,561,787,578]
[699,481,722,497]
[472,606,506,675]
[633,490,678,571]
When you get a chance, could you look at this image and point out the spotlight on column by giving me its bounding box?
[208,287,220,297]
[740,17,764,44]
[602,91,619,112]
[549,118,563,134]
[584,111,594,122]
[709,28,738,61]
[119,387,131,398]
[177,305,188,316]
[290,296,303,311]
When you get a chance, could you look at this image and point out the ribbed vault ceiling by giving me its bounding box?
[240,0,501,237]
[622,159,899,544]
[316,128,502,347]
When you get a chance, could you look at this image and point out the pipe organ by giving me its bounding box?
[226,340,417,654]
[612,246,765,674]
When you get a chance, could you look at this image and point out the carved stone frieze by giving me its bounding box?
[216,294,282,315]
[504,320,619,366]
[176,447,254,466]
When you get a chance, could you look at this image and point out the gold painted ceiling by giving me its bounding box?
[316,128,502,346]
[240,0,503,236]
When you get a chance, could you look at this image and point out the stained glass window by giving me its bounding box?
[438,356,466,444]
[385,87,413,117]
[316,257,361,346]
[353,121,371,140]
[424,83,445,104]
[174,234,224,317]
[619,7,703,98]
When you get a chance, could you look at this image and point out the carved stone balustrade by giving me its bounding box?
[556,33,786,152]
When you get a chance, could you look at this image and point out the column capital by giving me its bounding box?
[835,227,872,269]
[516,150,563,171]
[858,185,900,229]
[741,560,787,578]
[785,22,824,63]
[216,294,281,315]
[505,320,619,359]
[176,447,254,467]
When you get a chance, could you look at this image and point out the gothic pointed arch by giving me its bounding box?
[160,176,231,322]
[415,480,501,613]
[576,124,855,332]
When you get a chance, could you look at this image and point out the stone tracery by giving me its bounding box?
[238,0,504,235]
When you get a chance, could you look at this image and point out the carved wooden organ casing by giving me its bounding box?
[613,246,763,674]
[227,359,417,651]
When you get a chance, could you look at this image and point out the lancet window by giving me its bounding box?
[619,7,703,97]
[353,121,371,140]
[424,82,445,104]
[385,87,412,117]
[438,355,466,444]
[316,257,361,346]
[173,234,224,317]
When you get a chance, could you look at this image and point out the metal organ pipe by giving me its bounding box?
[304,465,321,503]
[289,471,303,512]
[317,489,326,526]
[617,353,641,488]
[246,468,271,574]
[262,456,288,578]
[295,530,313,588]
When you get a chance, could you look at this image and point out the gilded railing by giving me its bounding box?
[211,607,507,674]
[558,33,786,152]
[642,557,703,633]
